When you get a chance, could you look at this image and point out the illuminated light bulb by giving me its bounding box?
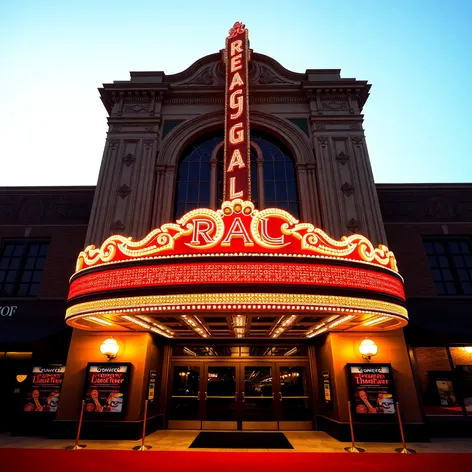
[359,338,378,361]
[464,346,472,354]
[100,337,119,361]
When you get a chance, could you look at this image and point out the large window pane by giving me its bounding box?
[0,241,49,297]
[424,238,472,296]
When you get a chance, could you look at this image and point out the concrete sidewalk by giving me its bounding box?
[1,430,472,453]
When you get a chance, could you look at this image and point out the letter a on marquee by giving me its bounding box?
[227,149,246,172]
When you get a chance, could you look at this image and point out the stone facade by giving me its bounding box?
[87,52,386,247]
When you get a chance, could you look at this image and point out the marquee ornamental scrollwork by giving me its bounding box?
[76,200,398,273]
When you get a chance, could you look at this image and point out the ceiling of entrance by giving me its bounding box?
[67,310,405,339]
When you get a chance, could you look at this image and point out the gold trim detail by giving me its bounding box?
[75,200,399,273]
[66,293,407,319]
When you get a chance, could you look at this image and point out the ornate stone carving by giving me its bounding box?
[144,139,154,149]
[347,218,361,233]
[341,182,354,197]
[111,220,125,232]
[259,67,285,84]
[110,125,122,132]
[124,103,151,114]
[123,153,136,167]
[336,152,349,165]
[186,68,214,85]
[109,140,119,150]
[315,123,327,130]
[322,101,348,111]
[316,137,328,148]
[145,125,157,133]
[117,184,131,199]
[352,137,363,146]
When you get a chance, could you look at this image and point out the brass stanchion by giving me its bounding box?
[394,402,416,454]
[133,399,152,450]
[344,401,365,453]
[65,400,87,450]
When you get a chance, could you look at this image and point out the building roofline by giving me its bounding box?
[376,183,472,190]
[0,186,96,192]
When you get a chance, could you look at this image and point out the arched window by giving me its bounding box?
[174,132,222,219]
[174,130,299,219]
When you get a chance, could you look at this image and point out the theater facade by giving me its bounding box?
[1,23,472,441]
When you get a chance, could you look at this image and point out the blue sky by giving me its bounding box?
[0,0,471,186]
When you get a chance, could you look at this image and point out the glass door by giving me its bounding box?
[241,364,278,430]
[202,364,238,429]
[168,364,202,429]
[277,364,313,430]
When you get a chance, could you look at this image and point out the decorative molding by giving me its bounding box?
[0,192,94,225]
[108,140,119,150]
[111,220,125,232]
[145,125,158,133]
[258,67,285,84]
[316,137,328,148]
[352,137,363,146]
[315,123,326,130]
[341,182,354,197]
[117,184,131,199]
[347,218,361,233]
[110,125,122,132]
[124,103,151,114]
[185,67,214,85]
[336,152,349,165]
[144,139,154,149]
[322,101,348,111]
[123,153,136,167]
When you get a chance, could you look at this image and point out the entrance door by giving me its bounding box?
[277,364,313,430]
[202,364,238,430]
[241,364,278,430]
[167,361,313,430]
[168,363,202,429]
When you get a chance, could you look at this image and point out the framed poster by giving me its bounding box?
[148,370,157,402]
[84,363,131,415]
[322,371,333,407]
[24,366,65,413]
[427,371,460,407]
[346,364,396,418]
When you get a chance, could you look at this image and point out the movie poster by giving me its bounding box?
[84,363,131,414]
[24,366,65,413]
[347,364,396,417]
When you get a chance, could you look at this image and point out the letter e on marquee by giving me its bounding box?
[224,22,251,201]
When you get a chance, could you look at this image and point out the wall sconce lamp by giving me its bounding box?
[464,346,472,354]
[100,337,119,361]
[359,338,378,362]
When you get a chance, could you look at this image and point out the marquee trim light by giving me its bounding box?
[181,314,211,338]
[74,200,399,274]
[66,292,408,319]
[68,261,405,301]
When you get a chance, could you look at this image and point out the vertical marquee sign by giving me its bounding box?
[224,22,251,201]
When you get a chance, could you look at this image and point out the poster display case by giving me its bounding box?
[346,364,397,419]
[83,363,131,415]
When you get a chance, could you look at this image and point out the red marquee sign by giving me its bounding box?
[224,21,251,201]
[75,200,399,273]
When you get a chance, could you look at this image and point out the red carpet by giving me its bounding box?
[0,448,471,472]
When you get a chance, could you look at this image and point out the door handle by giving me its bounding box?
[278,392,282,401]
[242,392,245,403]
[197,391,201,401]
[204,391,207,400]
